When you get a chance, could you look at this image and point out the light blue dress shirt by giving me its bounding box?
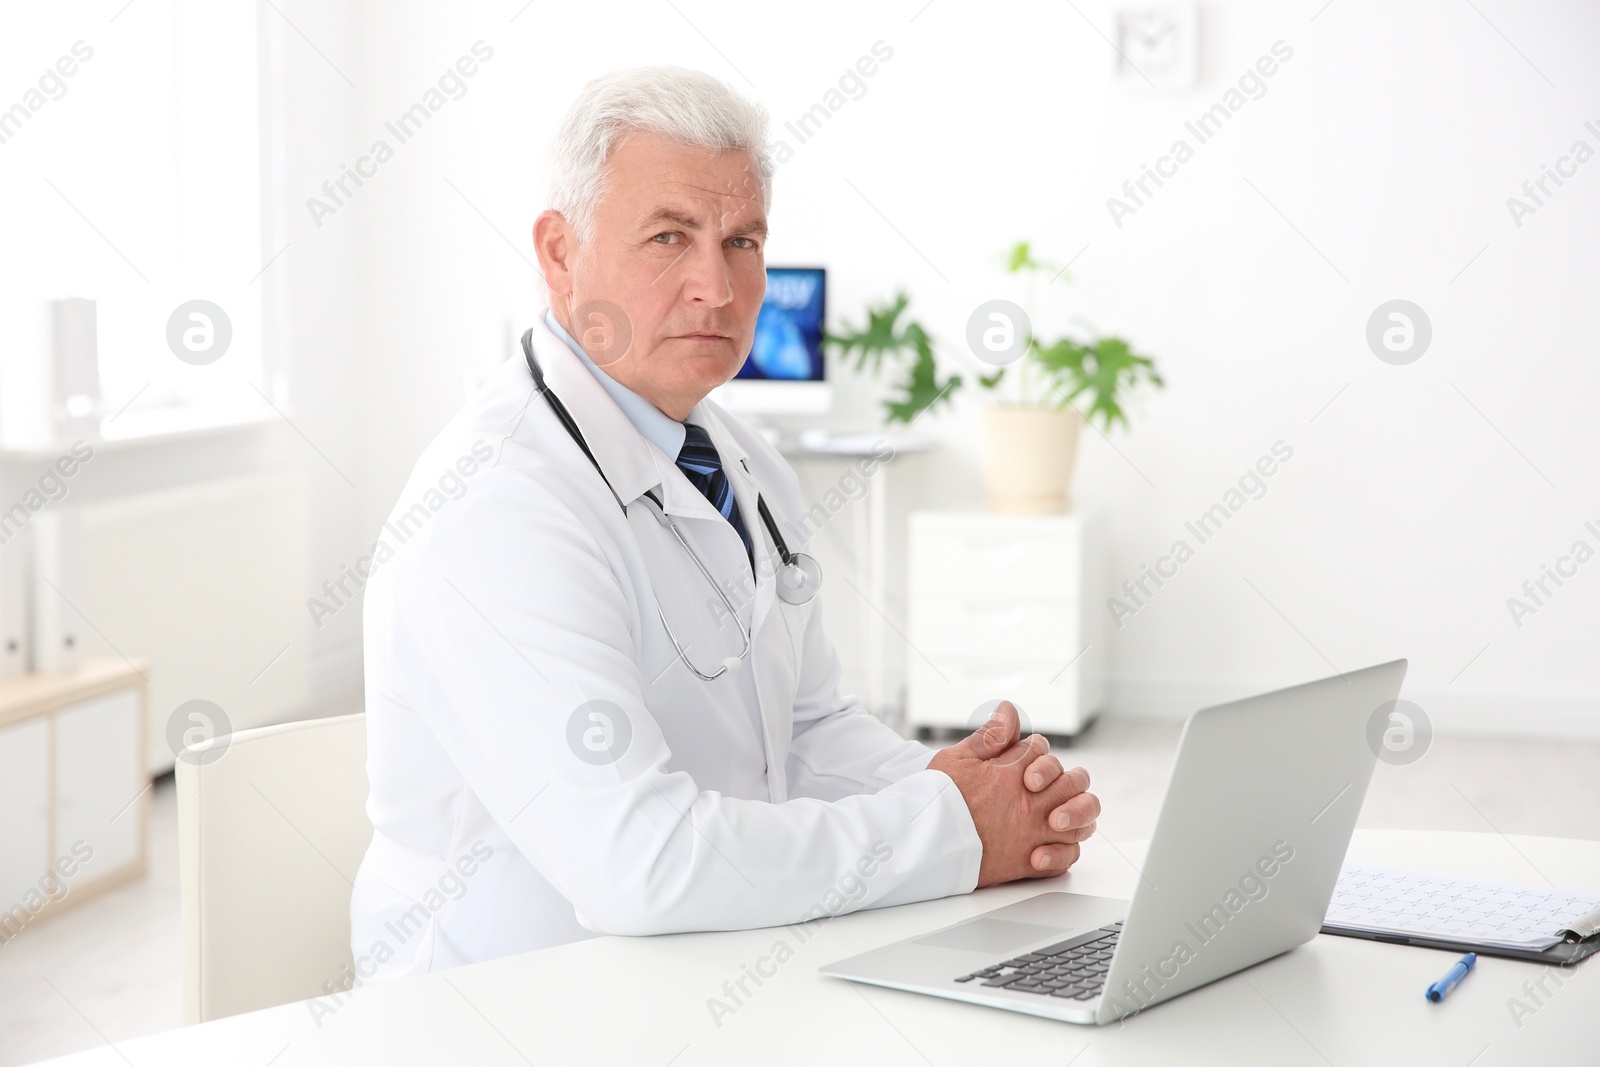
[544,308,687,460]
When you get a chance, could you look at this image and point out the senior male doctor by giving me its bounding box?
[351,66,1100,983]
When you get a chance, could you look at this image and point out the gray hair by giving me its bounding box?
[548,66,773,245]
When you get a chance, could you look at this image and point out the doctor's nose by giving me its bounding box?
[678,245,735,308]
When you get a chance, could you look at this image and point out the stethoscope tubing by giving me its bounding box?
[520,328,820,680]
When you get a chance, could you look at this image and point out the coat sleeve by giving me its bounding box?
[390,468,981,937]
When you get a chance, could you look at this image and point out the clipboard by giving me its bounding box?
[1320,921,1600,965]
[1319,867,1600,965]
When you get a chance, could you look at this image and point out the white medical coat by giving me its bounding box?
[349,312,982,982]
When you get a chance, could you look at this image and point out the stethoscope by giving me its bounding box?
[521,328,822,681]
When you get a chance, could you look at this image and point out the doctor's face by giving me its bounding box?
[536,131,768,421]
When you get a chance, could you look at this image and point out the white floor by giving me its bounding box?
[3,717,1597,1066]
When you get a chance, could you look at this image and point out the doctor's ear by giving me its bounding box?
[533,209,577,298]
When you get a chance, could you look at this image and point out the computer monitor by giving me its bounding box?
[712,266,830,415]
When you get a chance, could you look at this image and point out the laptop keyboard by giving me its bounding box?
[953,921,1121,1000]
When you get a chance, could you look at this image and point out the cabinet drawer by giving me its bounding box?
[906,656,1087,733]
[909,596,1080,661]
[909,527,1080,599]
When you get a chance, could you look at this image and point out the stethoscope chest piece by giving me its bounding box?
[775,551,822,606]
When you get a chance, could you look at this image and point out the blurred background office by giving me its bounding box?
[1,1,1596,1063]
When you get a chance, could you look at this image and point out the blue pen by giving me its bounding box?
[1425,953,1477,1002]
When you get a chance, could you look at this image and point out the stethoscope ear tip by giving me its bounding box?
[721,656,743,674]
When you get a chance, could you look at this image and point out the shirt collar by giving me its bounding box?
[544,308,687,461]
[529,309,742,520]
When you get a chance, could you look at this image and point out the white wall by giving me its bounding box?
[326,0,1598,734]
[253,0,369,705]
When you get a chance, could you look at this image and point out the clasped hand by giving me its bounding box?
[928,701,1100,887]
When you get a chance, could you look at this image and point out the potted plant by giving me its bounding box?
[974,241,1164,512]
[825,244,1164,512]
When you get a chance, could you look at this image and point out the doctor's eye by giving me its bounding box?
[728,235,758,250]
[651,231,684,245]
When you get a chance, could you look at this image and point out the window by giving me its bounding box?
[0,1,274,444]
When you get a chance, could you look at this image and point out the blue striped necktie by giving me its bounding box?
[675,422,753,565]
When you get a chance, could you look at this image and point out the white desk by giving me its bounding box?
[35,830,1597,1066]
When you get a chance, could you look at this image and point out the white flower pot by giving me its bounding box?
[980,404,1082,514]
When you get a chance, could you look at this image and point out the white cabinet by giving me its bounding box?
[905,511,1108,737]
[0,660,147,941]
[0,717,51,912]
[55,688,144,876]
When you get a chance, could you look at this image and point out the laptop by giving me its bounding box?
[821,660,1408,1025]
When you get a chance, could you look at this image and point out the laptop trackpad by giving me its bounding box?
[913,918,1061,954]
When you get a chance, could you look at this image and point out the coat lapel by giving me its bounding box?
[532,315,788,797]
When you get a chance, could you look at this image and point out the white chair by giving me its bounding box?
[177,713,371,1023]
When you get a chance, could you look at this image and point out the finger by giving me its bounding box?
[1051,819,1097,845]
[1028,841,1081,876]
[1023,751,1064,792]
[948,701,1021,759]
[991,732,1048,771]
[1046,791,1101,833]
[1039,766,1092,809]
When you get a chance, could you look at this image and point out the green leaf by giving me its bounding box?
[823,291,915,375]
[1003,239,1063,280]
[825,291,963,423]
[884,345,961,424]
[1029,334,1162,432]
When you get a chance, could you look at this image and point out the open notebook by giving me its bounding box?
[1323,865,1600,955]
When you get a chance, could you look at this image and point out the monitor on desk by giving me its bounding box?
[712,266,829,415]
